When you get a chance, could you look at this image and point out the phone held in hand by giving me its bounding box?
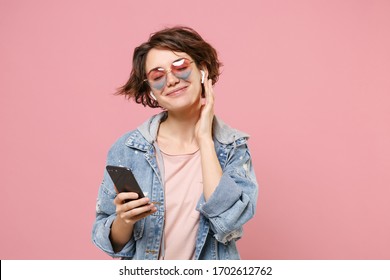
[106,165,145,201]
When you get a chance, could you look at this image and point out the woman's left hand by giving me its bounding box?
[195,77,215,144]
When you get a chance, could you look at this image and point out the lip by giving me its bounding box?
[165,86,188,97]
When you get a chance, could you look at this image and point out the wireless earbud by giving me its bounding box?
[150,91,157,101]
[201,70,205,84]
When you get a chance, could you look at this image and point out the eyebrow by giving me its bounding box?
[147,57,187,74]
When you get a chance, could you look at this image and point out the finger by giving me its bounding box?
[206,79,214,99]
[126,206,158,223]
[202,79,210,105]
[203,80,214,109]
[208,79,214,98]
[114,192,139,205]
[122,203,157,219]
[202,71,209,90]
[123,196,150,211]
[116,197,150,218]
[116,196,149,215]
[134,206,158,220]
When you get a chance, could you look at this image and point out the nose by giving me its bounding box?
[165,71,180,87]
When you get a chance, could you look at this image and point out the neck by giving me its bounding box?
[161,105,201,143]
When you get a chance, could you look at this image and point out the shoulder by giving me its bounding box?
[213,116,250,146]
[107,129,139,154]
[106,129,152,170]
[108,112,166,153]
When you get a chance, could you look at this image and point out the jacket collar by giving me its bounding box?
[126,111,249,148]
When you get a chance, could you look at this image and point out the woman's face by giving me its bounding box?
[145,48,204,112]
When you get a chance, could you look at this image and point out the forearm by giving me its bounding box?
[110,217,134,253]
[199,137,223,201]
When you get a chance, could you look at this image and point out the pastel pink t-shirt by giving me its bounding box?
[159,149,203,260]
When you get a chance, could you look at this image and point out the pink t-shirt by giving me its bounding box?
[159,148,203,260]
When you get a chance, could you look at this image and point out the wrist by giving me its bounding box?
[113,214,135,229]
[198,137,214,149]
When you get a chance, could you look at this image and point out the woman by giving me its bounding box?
[92,26,258,260]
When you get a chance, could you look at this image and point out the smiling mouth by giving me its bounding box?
[165,86,188,96]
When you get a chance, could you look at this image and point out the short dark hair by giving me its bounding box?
[115,26,222,108]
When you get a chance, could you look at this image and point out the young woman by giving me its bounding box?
[92,26,258,260]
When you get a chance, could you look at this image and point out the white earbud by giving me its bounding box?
[150,91,157,101]
[201,70,205,84]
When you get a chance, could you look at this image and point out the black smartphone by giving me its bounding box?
[106,165,145,201]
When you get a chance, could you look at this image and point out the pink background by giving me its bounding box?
[1,0,389,259]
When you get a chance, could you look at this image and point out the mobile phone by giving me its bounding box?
[106,165,145,201]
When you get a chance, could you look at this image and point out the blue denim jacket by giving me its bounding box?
[92,112,258,260]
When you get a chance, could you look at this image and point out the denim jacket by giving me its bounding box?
[92,112,258,260]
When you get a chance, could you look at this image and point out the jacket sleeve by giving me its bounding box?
[91,169,136,258]
[197,141,259,244]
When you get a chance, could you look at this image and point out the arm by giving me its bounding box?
[195,77,258,244]
[91,169,156,257]
[91,171,135,258]
[199,137,223,200]
[198,142,258,244]
[195,76,223,200]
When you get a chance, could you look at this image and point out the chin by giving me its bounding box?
[164,97,202,113]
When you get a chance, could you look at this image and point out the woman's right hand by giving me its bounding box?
[110,192,157,253]
[114,192,157,225]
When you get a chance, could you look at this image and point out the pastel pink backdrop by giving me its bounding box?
[1,0,389,259]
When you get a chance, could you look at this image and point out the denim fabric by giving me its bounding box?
[92,112,259,260]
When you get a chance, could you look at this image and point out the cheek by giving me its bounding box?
[190,82,203,98]
[186,72,202,95]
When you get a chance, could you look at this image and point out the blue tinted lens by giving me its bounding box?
[150,76,166,90]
